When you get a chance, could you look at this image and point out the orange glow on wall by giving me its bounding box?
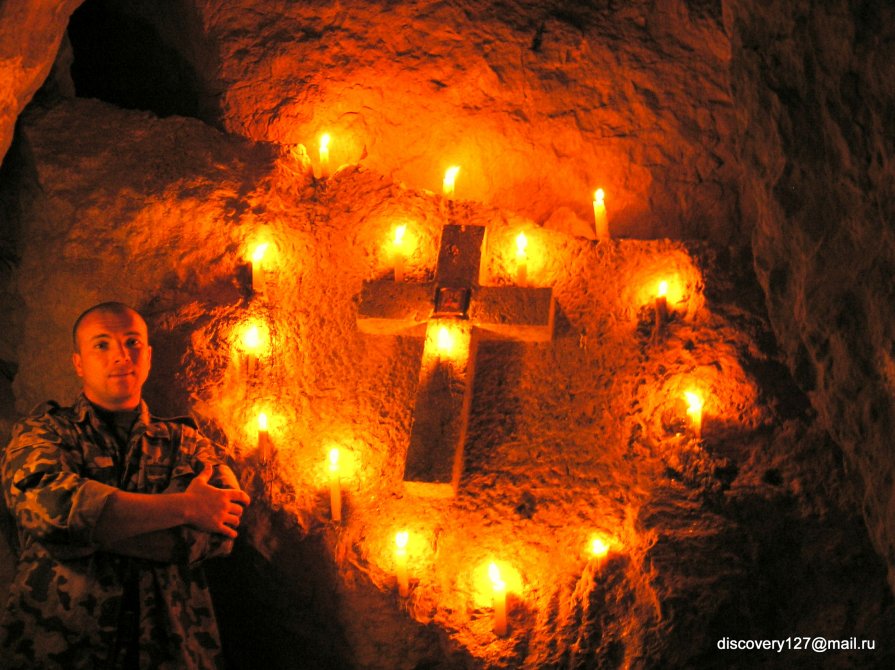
[657,280,668,298]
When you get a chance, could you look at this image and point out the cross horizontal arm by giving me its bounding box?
[356,280,436,335]
[469,286,555,342]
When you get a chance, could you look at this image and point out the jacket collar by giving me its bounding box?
[73,392,155,432]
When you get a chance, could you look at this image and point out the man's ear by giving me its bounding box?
[72,352,83,378]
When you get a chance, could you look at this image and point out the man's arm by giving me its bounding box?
[94,466,249,547]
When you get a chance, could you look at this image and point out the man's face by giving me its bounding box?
[72,309,152,411]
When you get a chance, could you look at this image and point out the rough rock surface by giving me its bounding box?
[4,97,892,668]
[1,0,895,667]
[727,0,895,590]
[0,0,82,161]
[55,0,742,242]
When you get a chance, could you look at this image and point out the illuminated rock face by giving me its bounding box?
[0,0,82,160]
[6,97,894,669]
[3,0,742,241]
[1,1,895,668]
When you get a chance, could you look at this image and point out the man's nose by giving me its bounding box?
[112,341,129,362]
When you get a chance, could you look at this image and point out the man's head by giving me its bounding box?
[71,302,152,411]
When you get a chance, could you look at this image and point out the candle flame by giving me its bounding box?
[437,325,454,353]
[320,133,331,151]
[594,188,605,206]
[443,166,460,196]
[394,224,407,245]
[685,391,704,414]
[488,562,506,590]
[658,280,668,298]
[257,412,268,431]
[242,325,261,351]
[590,536,610,558]
[328,447,340,472]
[395,531,409,550]
[251,242,269,264]
[515,232,528,257]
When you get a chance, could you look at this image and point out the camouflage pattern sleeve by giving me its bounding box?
[1,407,118,549]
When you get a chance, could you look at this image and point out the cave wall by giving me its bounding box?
[8,0,746,242]
[0,0,83,161]
[1,0,895,663]
[726,0,895,590]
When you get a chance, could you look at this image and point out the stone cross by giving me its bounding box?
[357,224,554,497]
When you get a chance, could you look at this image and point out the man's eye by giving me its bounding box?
[126,339,142,348]
[94,342,108,350]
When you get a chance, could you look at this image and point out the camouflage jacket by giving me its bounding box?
[1,394,233,669]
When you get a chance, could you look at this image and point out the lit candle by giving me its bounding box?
[242,325,261,379]
[593,188,609,240]
[257,411,271,462]
[443,166,460,198]
[655,280,669,330]
[251,242,269,296]
[328,447,342,522]
[319,133,331,178]
[590,536,610,560]
[488,563,508,637]
[393,224,407,282]
[436,325,454,359]
[685,391,704,438]
[515,232,528,285]
[395,531,409,597]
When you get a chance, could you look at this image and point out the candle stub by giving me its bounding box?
[251,242,269,296]
[395,531,409,597]
[489,563,508,637]
[685,391,704,438]
[655,280,669,332]
[257,412,271,462]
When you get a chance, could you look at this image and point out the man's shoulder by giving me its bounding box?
[19,400,76,426]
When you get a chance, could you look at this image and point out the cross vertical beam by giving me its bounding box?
[357,224,554,497]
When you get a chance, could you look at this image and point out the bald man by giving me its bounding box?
[1,302,250,669]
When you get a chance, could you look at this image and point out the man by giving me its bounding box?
[1,302,251,669]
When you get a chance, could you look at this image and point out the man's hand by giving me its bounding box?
[183,467,251,538]
[95,467,251,547]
